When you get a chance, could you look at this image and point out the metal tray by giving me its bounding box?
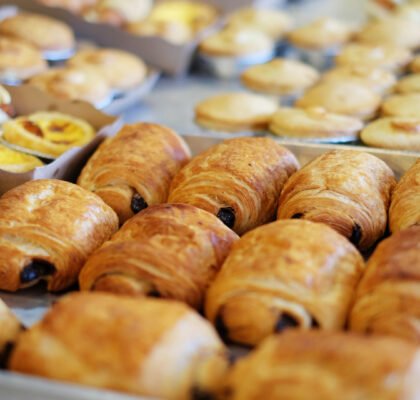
[0,133,418,399]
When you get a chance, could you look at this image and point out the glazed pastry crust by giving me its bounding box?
[0,13,75,52]
[221,331,420,400]
[277,150,396,250]
[0,179,118,292]
[79,203,239,309]
[205,220,364,346]
[0,299,22,364]
[168,137,299,235]
[389,159,420,232]
[350,226,420,343]
[78,123,191,225]
[9,292,228,400]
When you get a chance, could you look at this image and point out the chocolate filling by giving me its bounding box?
[0,341,15,369]
[274,313,299,333]
[350,223,362,246]
[190,386,216,400]
[217,207,235,229]
[215,312,229,341]
[148,289,161,298]
[131,193,148,214]
[20,259,55,284]
[311,317,320,328]
[291,213,304,219]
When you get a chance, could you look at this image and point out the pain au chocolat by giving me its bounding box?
[78,123,191,225]
[79,204,239,309]
[205,220,364,346]
[0,179,118,292]
[168,137,299,235]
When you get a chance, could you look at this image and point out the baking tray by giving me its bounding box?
[0,133,418,399]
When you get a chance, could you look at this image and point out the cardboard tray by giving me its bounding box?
[0,133,418,399]
[0,85,121,194]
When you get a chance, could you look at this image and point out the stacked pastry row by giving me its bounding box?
[0,12,148,107]
[0,122,419,399]
[38,0,219,45]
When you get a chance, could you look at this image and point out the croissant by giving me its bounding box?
[389,159,420,233]
[277,149,396,250]
[78,123,191,225]
[79,203,239,309]
[0,299,23,368]
[220,331,420,400]
[205,220,364,347]
[9,292,228,400]
[168,137,299,235]
[0,179,118,292]
[350,226,420,343]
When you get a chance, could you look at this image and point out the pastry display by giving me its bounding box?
[168,137,299,235]
[77,123,190,225]
[277,150,396,250]
[321,65,396,95]
[335,43,413,73]
[381,93,420,118]
[0,36,48,83]
[194,92,278,132]
[0,144,43,173]
[296,80,381,121]
[0,299,23,368]
[79,204,239,309]
[394,73,420,94]
[205,220,364,346]
[0,13,75,57]
[350,226,420,343]
[269,107,363,141]
[0,179,118,292]
[28,66,111,108]
[410,55,420,73]
[221,331,420,400]
[68,48,147,91]
[2,112,96,158]
[360,117,420,151]
[241,58,320,100]
[389,159,420,232]
[227,7,293,40]
[356,16,420,50]
[9,292,228,400]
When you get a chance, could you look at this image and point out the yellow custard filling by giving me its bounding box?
[0,143,43,172]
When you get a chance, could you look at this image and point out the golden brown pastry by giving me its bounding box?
[0,179,118,292]
[277,150,396,250]
[410,55,420,73]
[220,331,420,400]
[381,93,420,118]
[9,292,228,400]
[0,36,47,83]
[0,13,75,55]
[389,159,420,233]
[0,299,23,368]
[79,204,239,309]
[2,112,95,158]
[394,73,420,94]
[350,226,420,343]
[168,137,299,235]
[68,48,147,91]
[78,123,191,225]
[0,143,43,173]
[205,220,364,347]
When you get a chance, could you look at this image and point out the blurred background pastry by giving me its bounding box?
[0,144,43,173]
[410,55,420,73]
[38,0,98,14]
[0,85,14,123]
[393,73,420,94]
[381,93,420,118]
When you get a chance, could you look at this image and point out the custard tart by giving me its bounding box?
[0,143,43,173]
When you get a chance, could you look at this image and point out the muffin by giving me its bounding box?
[394,73,420,94]
[381,94,420,118]
[269,107,363,142]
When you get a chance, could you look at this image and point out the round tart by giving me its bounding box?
[0,143,43,173]
[0,36,47,83]
[195,92,278,132]
[69,48,147,91]
[296,80,381,121]
[28,66,111,107]
[38,0,97,13]
[227,7,293,40]
[269,107,363,141]
[361,116,420,151]
[241,58,319,96]
[394,74,420,94]
[335,43,412,73]
[287,17,354,50]
[2,112,95,158]
[126,20,192,44]
[0,13,75,55]
[199,27,274,57]
[381,94,420,118]
[356,16,420,50]
[321,65,396,95]
[410,55,420,73]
